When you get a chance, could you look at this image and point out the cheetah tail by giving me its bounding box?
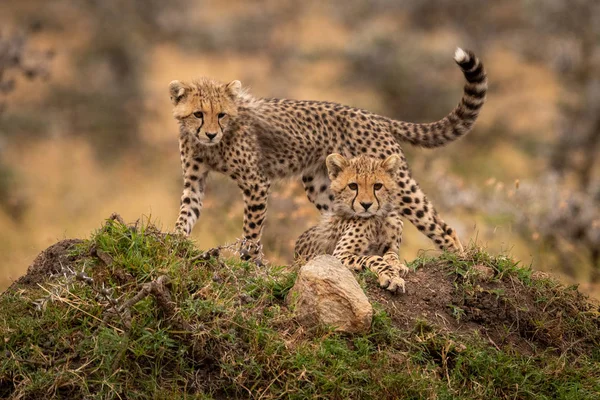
[391,48,487,148]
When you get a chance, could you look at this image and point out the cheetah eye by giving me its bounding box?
[374,183,383,190]
[193,111,204,119]
[218,112,226,119]
[348,183,358,191]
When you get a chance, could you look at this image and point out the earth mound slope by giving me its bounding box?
[1,215,599,399]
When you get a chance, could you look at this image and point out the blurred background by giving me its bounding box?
[1,0,599,297]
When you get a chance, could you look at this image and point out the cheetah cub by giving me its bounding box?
[295,154,409,293]
[169,48,486,259]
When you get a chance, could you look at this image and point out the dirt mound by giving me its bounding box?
[370,259,600,357]
[369,263,457,331]
[9,239,83,290]
[2,218,599,399]
[10,235,600,358]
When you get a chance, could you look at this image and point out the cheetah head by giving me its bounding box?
[326,154,400,218]
[169,78,241,146]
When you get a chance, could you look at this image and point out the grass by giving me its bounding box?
[0,217,599,399]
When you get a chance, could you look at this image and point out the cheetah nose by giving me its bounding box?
[360,202,373,210]
[206,132,217,140]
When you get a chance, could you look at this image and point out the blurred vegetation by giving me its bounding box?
[0,25,52,219]
[0,0,598,296]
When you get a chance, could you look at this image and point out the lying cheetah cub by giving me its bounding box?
[169,48,486,259]
[295,154,409,293]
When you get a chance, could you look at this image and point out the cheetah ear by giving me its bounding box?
[169,80,189,105]
[226,80,242,98]
[381,154,401,174]
[326,153,349,179]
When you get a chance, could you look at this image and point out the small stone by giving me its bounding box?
[472,264,494,280]
[239,293,254,304]
[287,255,373,334]
[95,250,114,267]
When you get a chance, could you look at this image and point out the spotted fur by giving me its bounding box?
[170,48,486,259]
[295,154,409,293]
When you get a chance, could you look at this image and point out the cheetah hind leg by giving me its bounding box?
[396,177,464,255]
[448,229,464,254]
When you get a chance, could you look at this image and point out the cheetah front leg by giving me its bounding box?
[378,211,410,278]
[174,167,209,236]
[396,176,464,253]
[239,177,271,261]
[333,225,406,294]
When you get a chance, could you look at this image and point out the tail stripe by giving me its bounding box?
[457,56,476,71]
[463,99,481,111]
[465,66,486,83]
[464,85,486,98]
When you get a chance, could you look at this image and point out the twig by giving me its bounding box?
[485,331,501,351]
[117,275,192,332]
[74,271,130,330]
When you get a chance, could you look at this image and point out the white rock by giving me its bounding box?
[288,255,373,333]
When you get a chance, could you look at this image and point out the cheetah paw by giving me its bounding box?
[238,239,264,263]
[378,274,406,294]
[172,226,188,237]
[397,263,409,277]
[447,231,465,255]
[383,254,409,277]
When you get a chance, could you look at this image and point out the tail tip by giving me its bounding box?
[454,47,468,63]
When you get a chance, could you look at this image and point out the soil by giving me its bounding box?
[368,263,600,356]
[368,264,538,354]
[8,239,83,291]
[368,263,459,331]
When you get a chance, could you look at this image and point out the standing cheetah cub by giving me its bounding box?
[295,154,409,293]
[169,48,486,259]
